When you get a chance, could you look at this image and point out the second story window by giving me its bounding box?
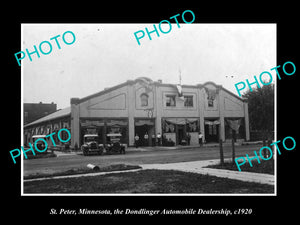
[140,93,149,107]
[205,87,217,108]
[184,96,193,107]
[166,95,176,107]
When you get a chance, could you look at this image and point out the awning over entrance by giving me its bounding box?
[225,118,241,132]
[81,120,105,127]
[165,118,198,125]
[135,119,154,126]
[165,118,186,125]
[80,119,128,127]
[107,120,128,126]
[204,119,220,125]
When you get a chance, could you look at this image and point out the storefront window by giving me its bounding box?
[163,119,199,133]
[164,121,175,133]
[106,119,128,143]
[225,118,245,140]
[80,119,128,145]
[186,120,199,132]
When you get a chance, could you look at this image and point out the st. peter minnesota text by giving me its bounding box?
[50,208,113,215]
[50,208,234,216]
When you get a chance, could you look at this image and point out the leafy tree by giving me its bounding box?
[242,84,274,140]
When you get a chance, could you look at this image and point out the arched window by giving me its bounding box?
[140,93,149,107]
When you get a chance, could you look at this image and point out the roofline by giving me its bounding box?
[156,79,246,102]
[78,80,131,104]
[24,114,70,128]
[221,86,247,102]
[24,78,245,129]
[24,109,71,128]
[75,77,246,104]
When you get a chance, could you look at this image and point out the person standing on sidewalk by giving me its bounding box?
[134,134,139,148]
[151,133,156,146]
[157,133,161,146]
[186,132,191,145]
[198,132,203,147]
[144,132,149,146]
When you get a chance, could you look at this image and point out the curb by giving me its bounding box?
[23,168,143,182]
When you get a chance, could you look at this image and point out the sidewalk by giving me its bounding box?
[140,159,274,185]
[53,145,203,156]
[52,141,261,155]
[126,141,260,152]
[126,145,199,152]
[53,150,78,157]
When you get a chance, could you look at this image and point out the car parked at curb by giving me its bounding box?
[81,134,104,156]
[105,133,126,154]
[32,135,47,154]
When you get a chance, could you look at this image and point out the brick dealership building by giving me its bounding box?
[24,77,250,148]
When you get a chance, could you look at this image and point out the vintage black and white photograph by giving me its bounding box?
[21,23,276,195]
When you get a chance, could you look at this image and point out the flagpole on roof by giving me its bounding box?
[177,67,184,100]
[179,68,182,85]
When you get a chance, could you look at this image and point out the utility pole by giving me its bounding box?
[232,130,236,164]
[232,138,235,164]
[219,139,224,165]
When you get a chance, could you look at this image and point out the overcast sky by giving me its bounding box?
[22,23,276,109]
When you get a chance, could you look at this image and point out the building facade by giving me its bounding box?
[24,77,250,148]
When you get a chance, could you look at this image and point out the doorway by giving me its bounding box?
[204,123,219,142]
[134,119,155,146]
[135,125,149,146]
[177,125,185,145]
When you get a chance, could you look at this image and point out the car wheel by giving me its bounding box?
[121,147,125,154]
[83,149,89,156]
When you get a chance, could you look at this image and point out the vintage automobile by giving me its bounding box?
[105,133,126,154]
[31,135,47,154]
[81,134,104,156]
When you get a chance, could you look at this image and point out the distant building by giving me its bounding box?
[24,77,250,148]
[24,102,57,125]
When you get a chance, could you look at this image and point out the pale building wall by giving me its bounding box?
[25,78,250,149]
[79,85,129,118]
[70,79,250,147]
